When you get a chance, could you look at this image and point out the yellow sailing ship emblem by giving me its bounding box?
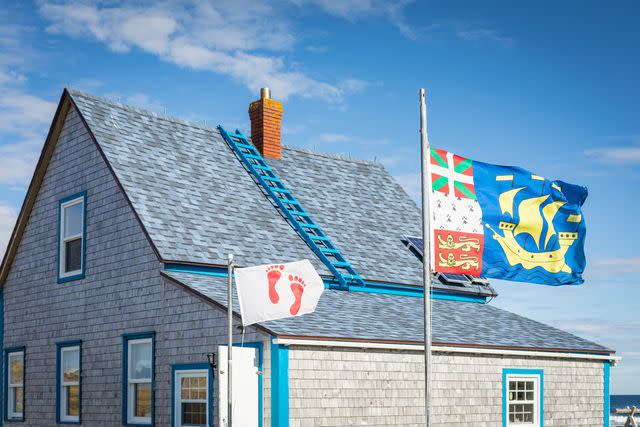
[485,176,580,274]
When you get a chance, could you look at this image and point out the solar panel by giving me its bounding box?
[404,235,424,257]
[438,272,472,286]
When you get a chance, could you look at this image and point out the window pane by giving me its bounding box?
[182,402,206,426]
[63,348,80,382]
[64,202,83,238]
[134,383,152,417]
[66,385,79,416]
[65,239,82,272]
[13,387,23,413]
[9,355,23,385]
[130,341,152,380]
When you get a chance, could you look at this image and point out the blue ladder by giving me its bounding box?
[218,126,365,289]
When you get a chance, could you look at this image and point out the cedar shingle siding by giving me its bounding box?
[2,107,268,425]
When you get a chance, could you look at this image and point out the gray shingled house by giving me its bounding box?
[0,88,615,427]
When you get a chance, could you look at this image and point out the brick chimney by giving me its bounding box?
[249,87,283,159]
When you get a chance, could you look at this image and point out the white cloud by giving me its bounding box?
[291,0,415,38]
[0,203,17,260]
[593,257,640,274]
[38,0,366,102]
[586,145,640,164]
[0,92,57,133]
[456,28,515,48]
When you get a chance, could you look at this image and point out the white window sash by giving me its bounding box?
[174,370,209,427]
[59,197,84,278]
[7,351,24,420]
[59,347,80,422]
[127,338,153,424]
[506,374,540,427]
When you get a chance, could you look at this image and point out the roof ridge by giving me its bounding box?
[67,88,214,132]
[281,144,382,166]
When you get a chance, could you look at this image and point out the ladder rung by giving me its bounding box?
[235,142,255,150]
[262,176,281,182]
[300,223,319,229]
[245,154,264,160]
[332,261,352,267]
[271,187,290,194]
[253,165,271,171]
[290,211,309,217]
[321,248,340,254]
[279,198,299,205]
[310,235,330,241]
[341,274,362,280]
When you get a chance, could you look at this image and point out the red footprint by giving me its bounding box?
[266,265,284,304]
[289,275,306,315]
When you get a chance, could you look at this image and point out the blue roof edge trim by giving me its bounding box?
[163,263,487,303]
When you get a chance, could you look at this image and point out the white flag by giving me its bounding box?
[235,259,324,326]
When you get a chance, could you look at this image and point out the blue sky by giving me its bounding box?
[0,0,638,393]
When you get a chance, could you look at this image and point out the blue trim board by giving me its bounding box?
[163,263,487,303]
[270,338,289,427]
[55,341,82,425]
[122,332,155,426]
[604,361,610,427]
[502,368,544,427]
[57,191,87,284]
[3,347,25,423]
[170,363,214,427]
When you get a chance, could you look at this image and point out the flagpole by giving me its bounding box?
[227,253,234,427]
[419,88,432,427]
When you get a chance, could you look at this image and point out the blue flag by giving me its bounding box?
[427,147,587,285]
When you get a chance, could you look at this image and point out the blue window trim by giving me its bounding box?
[122,332,155,426]
[232,342,264,427]
[603,362,610,427]
[270,338,288,427]
[170,363,214,427]
[56,341,82,425]
[502,368,544,427]
[4,347,25,423]
[57,192,87,284]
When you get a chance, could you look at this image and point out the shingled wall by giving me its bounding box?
[287,346,605,427]
[1,106,269,425]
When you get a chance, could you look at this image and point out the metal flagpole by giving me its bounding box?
[227,253,234,427]
[419,88,432,427]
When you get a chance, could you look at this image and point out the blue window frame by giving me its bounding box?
[503,369,544,427]
[56,341,81,424]
[123,332,155,426]
[57,192,87,283]
[171,364,213,427]
[4,347,25,422]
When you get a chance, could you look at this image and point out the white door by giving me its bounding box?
[218,346,260,427]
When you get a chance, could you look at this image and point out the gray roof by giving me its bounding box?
[69,90,329,274]
[270,147,424,286]
[69,90,495,295]
[162,271,611,353]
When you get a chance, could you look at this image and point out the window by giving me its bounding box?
[123,333,154,425]
[503,369,543,427]
[172,366,212,427]
[57,342,81,423]
[4,348,25,421]
[58,193,86,282]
